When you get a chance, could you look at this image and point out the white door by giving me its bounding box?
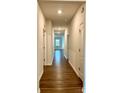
[43,29,46,66]
[78,23,85,81]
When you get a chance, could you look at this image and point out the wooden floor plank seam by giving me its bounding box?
[40,50,83,93]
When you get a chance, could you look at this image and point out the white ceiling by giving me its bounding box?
[38,1,84,26]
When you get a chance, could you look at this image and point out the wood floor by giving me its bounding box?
[40,49,83,93]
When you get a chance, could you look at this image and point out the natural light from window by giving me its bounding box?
[56,39,60,46]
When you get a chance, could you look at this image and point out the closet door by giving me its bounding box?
[43,29,46,66]
[78,23,85,81]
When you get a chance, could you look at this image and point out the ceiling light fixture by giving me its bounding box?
[58,10,62,14]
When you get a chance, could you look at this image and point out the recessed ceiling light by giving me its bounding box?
[58,10,62,14]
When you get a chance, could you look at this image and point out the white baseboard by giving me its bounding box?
[68,63,84,92]
[68,61,84,82]
[37,70,43,93]
[38,88,40,93]
[45,63,51,65]
[68,60,79,77]
[64,55,68,59]
[38,69,43,82]
[51,55,54,65]
[45,63,52,65]
[82,88,83,92]
[45,55,54,65]
[79,72,84,82]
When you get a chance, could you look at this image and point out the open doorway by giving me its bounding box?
[54,31,64,50]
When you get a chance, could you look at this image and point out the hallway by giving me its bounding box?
[40,50,83,93]
[38,1,85,93]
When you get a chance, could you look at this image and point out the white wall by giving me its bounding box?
[37,3,46,92]
[45,20,54,65]
[37,5,54,93]
[68,3,85,81]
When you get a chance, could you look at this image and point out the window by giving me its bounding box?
[56,39,60,46]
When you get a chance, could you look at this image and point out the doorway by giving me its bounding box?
[54,32,64,50]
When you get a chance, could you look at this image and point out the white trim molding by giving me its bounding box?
[37,70,43,93]
[82,88,83,92]
[45,55,54,65]
[64,55,68,59]
[51,55,54,65]
[68,60,79,77]
[38,88,40,93]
